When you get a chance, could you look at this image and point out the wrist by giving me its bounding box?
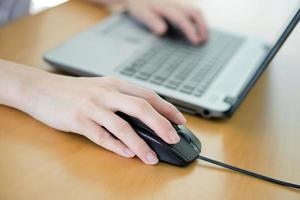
[0,60,27,110]
[0,59,53,115]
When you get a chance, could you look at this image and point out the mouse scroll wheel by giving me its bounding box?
[172,124,181,131]
[172,124,191,142]
[179,131,192,143]
[183,133,192,143]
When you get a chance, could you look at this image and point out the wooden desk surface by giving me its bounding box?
[0,0,300,199]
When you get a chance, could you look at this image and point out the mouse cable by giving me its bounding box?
[197,155,300,189]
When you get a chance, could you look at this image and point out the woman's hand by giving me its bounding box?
[89,0,208,44]
[3,61,186,165]
[125,0,208,44]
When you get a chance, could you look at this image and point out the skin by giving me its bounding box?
[0,0,207,165]
[93,0,208,44]
[124,0,208,44]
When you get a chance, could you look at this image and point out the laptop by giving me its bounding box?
[43,8,300,118]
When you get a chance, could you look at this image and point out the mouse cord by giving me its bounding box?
[197,155,300,189]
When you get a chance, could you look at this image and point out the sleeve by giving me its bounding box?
[0,0,30,26]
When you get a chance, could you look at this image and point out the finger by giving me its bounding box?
[129,7,167,35]
[118,82,186,124]
[186,8,208,41]
[92,109,159,165]
[154,5,200,44]
[80,119,135,158]
[110,93,180,144]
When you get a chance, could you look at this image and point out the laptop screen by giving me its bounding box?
[225,6,300,115]
[196,0,300,45]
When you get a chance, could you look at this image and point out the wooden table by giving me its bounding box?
[1,0,300,199]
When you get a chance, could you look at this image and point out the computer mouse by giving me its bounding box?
[165,19,186,40]
[116,112,202,167]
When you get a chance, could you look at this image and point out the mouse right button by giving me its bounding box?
[179,131,191,143]
[178,125,202,152]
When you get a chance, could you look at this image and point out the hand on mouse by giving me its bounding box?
[0,59,186,165]
[125,0,208,44]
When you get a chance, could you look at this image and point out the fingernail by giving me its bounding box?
[192,35,199,44]
[176,113,186,124]
[124,148,135,157]
[169,129,180,144]
[146,152,159,165]
[156,23,166,35]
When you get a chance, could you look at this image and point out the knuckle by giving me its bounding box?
[69,110,84,132]
[90,85,102,93]
[172,13,185,24]
[107,76,123,87]
[165,102,177,113]
[144,90,159,103]
[91,85,110,98]
[78,95,92,105]
[158,117,173,131]
[78,95,97,112]
[96,131,110,145]
[134,99,151,112]
[165,121,175,132]
[134,142,150,155]
[114,120,132,133]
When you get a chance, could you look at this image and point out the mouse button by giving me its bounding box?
[149,142,186,166]
[116,112,153,132]
[171,139,199,161]
[134,127,161,143]
[164,20,186,40]
[134,133,188,166]
[176,126,192,143]
[178,126,202,151]
[172,123,181,131]
[129,117,155,134]
[178,131,192,143]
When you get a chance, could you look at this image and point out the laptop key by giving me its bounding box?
[150,77,166,85]
[194,89,205,97]
[164,79,181,89]
[179,85,196,94]
[135,71,151,80]
[150,59,184,83]
[119,30,244,100]
[120,67,137,76]
[194,83,207,96]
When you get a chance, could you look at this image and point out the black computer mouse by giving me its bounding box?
[116,112,202,167]
[164,19,186,40]
[126,13,188,41]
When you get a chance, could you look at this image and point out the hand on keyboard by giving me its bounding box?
[124,0,208,44]
[120,31,244,97]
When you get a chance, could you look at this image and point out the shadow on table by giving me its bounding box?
[55,134,198,199]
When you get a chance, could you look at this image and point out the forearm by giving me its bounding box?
[0,59,47,113]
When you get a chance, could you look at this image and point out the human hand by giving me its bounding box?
[22,73,186,165]
[125,0,208,44]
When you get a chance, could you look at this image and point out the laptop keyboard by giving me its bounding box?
[119,31,244,97]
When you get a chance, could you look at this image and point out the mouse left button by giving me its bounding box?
[179,131,192,143]
[172,123,181,131]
